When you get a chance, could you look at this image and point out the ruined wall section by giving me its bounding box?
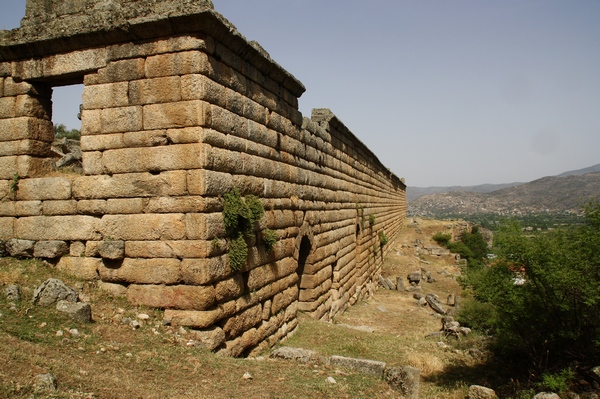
[0,4,406,356]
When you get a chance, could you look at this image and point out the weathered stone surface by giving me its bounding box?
[15,216,101,241]
[100,214,185,240]
[4,284,21,301]
[181,257,231,286]
[329,355,386,378]
[73,171,187,199]
[188,326,226,351]
[214,274,244,302]
[33,240,69,258]
[56,300,92,323]
[34,373,57,392]
[56,256,101,280]
[15,177,71,201]
[0,217,15,239]
[99,258,181,284]
[468,385,498,399]
[127,284,216,310]
[164,308,225,329]
[270,346,320,363]
[33,278,78,306]
[98,240,125,260]
[6,238,35,258]
[384,366,420,399]
[426,293,447,315]
[100,143,207,174]
[222,304,262,338]
[98,281,127,297]
[532,394,560,399]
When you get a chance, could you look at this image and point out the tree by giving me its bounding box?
[462,201,600,372]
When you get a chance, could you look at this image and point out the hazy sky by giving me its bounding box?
[1,0,599,187]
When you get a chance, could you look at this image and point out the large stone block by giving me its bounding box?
[101,143,207,174]
[15,216,101,241]
[104,58,146,82]
[0,139,51,157]
[214,274,244,303]
[15,95,51,119]
[0,117,53,142]
[0,217,15,238]
[143,100,210,130]
[181,74,225,105]
[15,155,53,178]
[125,240,214,259]
[127,284,216,310]
[80,133,124,151]
[149,196,220,214]
[164,308,224,329]
[247,257,297,291]
[100,214,185,240]
[42,200,77,215]
[99,258,181,284]
[3,78,52,97]
[80,106,143,135]
[129,76,181,105]
[33,240,69,258]
[108,35,213,61]
[14,48,107,80]
[222,304,262,339]
[16,177,71,201]
[0,96,16,118]
[105,198,145,214]
[73,171,187,199]
[145,51,209,78]
[187,169,233,196]
[56,257,102,280]
[180,256,231,286]
[15,201,42,216]
[82,82,129,110]
[0,201,15,216]
[184,212,225,240]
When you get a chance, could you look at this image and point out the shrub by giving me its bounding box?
[467,201,600,372]
[432,232,451,246]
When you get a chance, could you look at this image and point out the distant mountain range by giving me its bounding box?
[407,163,600,201]
[408,164,600,218]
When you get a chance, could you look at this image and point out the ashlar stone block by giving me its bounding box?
[82,82,129,110]
[127,284,216,310]
[129,76,181,105]
[143,100,210,130]
[99,258,181,284]
[15,215,101,241]
[100,214,185,241]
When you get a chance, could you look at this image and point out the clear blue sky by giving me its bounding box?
[1,0,599,187]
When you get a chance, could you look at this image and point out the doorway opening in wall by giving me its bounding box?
[51,84,84,173]
[296,236,312,291]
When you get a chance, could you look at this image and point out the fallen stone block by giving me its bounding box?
[329,355,386,378]
[33,278,79,306]
[384,366,420,399]
[56,300,92,323]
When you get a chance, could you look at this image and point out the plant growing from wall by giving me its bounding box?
[222,188,277,270]
[379,231,389,247]
[262,228,278,253]
[368,214,375,227]
[10,173,19,197]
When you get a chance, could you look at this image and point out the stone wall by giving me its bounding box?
[0,0,406,356]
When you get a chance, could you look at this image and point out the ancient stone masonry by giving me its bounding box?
[0,0,406,356]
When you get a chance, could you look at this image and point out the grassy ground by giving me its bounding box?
[1,219,496,398]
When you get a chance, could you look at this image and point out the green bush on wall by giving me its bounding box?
[222,188,277,271]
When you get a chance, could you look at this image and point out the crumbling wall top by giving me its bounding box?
[0,0,305,97]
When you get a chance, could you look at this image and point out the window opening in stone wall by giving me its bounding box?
[296,236,312,291]
[51,84,84,174]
